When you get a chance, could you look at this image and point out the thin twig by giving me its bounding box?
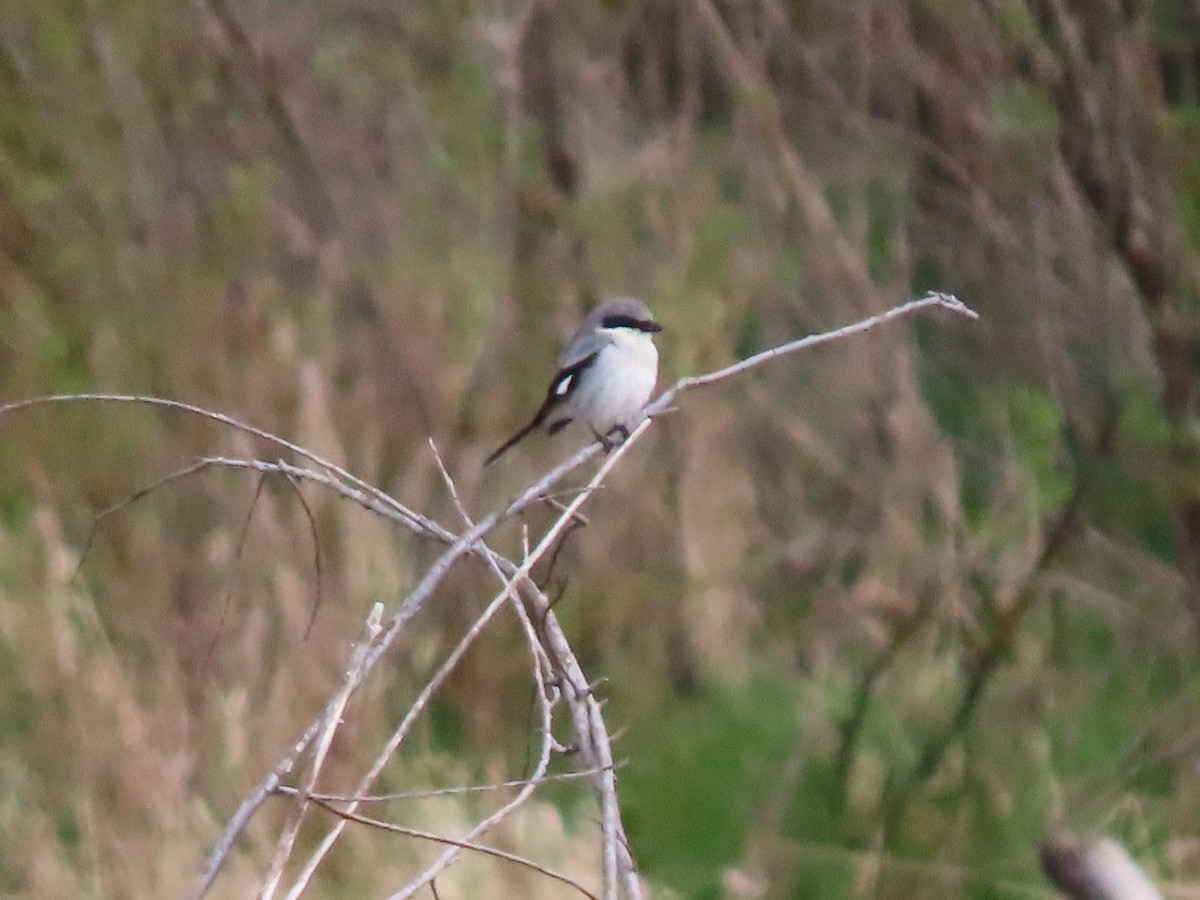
[287,442,563,896]
[306,796,597,900]
[71,458,218,581]
[282,547,521,897]
[665,292,975,395]
[260,603,383,899]
[0,393,442,541]
[273,766,614,803]
[389,599,557,900]
[0,293,974,899]
[429,438,471,527]
[390,452,560,898]
[191,439,605,898]
[536,516,585,592]
[210,293,971,897]
[279,467,324,638]
[543,495,590,527]
[200,472,268,672]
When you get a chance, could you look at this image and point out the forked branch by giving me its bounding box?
[0,291,977,900]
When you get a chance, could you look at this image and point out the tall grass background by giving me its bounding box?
[2,1,1200,896]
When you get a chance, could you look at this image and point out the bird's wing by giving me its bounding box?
[545,350,601,406]
[483,350,601,466]
[557,329,612,369]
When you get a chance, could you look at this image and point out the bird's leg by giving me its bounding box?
[595,424,630,452]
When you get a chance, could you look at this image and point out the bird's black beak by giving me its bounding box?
[639,320,664,333]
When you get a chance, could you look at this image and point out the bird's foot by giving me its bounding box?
[596,424,630,453]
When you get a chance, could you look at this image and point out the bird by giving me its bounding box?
[484,296,664,466]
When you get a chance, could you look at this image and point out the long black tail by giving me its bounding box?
[483,410,543,466]
[485,352,598,466]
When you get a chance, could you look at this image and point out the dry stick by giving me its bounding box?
[438,525,642,900]
[218,292,973,897]
[428,439,469,523]
[296,442,624,897]
[190,474,564,900]
[0,292,974,897]
[260,602,383,900]
[388,446,562,900]
[387,625,557,900]
[205,455,594,582]
[274,767,611,804]
[480,293,975,899]
[667,292,975,397]
[188,435,603,898]
[71,458,219,580]
[0,393,445,542]
[454,426,654,898]
[200,471,268,672]
[278,468,325,637]
[477,424,650,900]
[534,600,636,899]
[285,444,586,898]
[304,797,597,900]
[280,592,525,897]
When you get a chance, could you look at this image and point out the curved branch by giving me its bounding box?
[306,797,598,900]
[0,290,976,899]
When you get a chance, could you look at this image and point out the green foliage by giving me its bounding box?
[1175,135,1200,250]
[0,642,37,740]
[213,163,271,257]
[621,678,796,894]
[686,203,749,288]
[53,810,80,851]
[985,83,1060,141]
[866,178,908,283]
[994,0,1042,49]
[1001,384,1072,510]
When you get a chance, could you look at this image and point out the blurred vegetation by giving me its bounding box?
[3,0,1200,897]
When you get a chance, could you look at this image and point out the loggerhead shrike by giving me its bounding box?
[484,296,664,466]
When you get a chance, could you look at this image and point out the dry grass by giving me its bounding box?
[2,0,1200,896]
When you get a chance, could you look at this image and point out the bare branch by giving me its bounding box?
[260,603,383,899]
[428,438,472,528]
[190,439,608,897]
[200,471,268,671]
[387,608,557,900]
[284,573,526,893]
[273,766,615,803]
[0,393,441,540]
[389,461,560,899]
[665,292,975,395]
[196,293,973,897]
[0,292,974,899]
[72,458,218,580]
[286,442,568,895]
[279,468,325,638]
[305,796,598,900]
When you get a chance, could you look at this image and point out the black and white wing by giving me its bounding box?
[483,350,601,466]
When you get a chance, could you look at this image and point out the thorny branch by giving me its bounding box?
[260,603,383,900]
[0,291,976,900]
[283,441,564,899]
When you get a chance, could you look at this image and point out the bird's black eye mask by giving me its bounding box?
[601,314,663,333]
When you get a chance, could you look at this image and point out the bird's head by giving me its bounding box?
[587,297,663,335]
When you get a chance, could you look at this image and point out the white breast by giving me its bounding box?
[568,330,658,436]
